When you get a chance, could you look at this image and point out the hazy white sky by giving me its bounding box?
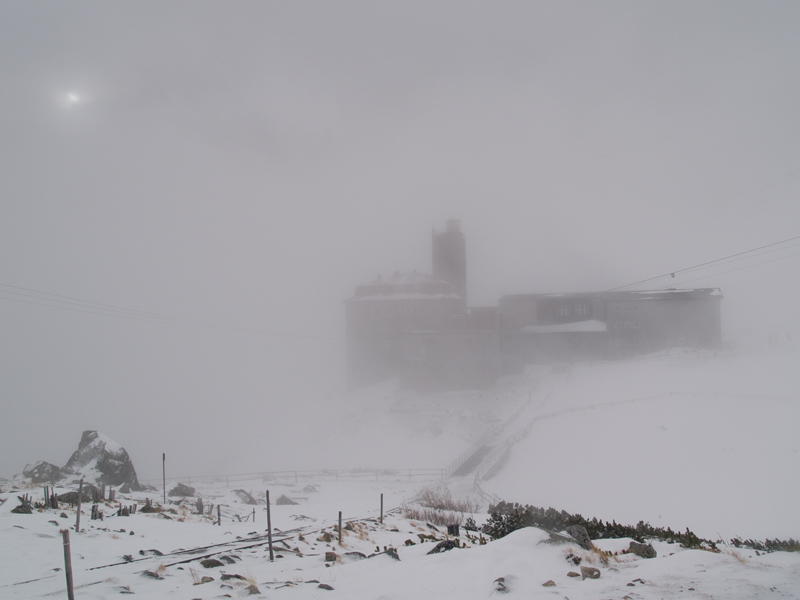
[1,1,798,479]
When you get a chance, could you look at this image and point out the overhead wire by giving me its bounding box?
[657,251,800,289]
[0,282,343,341]
[602,234,800,292]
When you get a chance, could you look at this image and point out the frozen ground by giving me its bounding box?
[1,477,798,600]
[1,342,798,598]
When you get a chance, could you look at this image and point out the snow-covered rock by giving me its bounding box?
[59,430,141,489]
[18,430,143,491]
[21,461,60,484]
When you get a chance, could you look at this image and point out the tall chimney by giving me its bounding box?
[432,219,467,304]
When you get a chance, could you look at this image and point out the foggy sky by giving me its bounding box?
[1,1,799,480]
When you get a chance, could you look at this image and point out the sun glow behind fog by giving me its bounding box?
[59,90,87,108]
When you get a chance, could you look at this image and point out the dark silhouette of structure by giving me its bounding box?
[345,221,723,391]
[432,219,467,305]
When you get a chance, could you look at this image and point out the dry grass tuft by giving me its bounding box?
[416,488,481,513]
[243,568,258,586]
[401,503,461,527]
[724,549,748,564]
[400,487,481,527]
[589,547,615,565]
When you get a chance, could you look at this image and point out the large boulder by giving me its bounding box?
[59,431,141,490]
[627,541,657,558]
[169,483,195,497]
[22,461,61,484]
[233,489,258,505]
[564,525,594,551]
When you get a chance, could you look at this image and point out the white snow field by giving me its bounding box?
[1,343,799,599]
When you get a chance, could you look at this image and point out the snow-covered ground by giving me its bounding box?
[2,342,798,598]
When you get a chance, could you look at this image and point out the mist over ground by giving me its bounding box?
[1,2,799,482]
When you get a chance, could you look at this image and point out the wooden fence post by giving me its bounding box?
[61,529,75,600]
[380,493,384,524]
[338,511,342,545]
[217,504,221,526]
[75,480,83,533]
[162,453,166,505]
[266,490,274,561]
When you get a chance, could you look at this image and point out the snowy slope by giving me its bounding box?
[480,346,800,541]
[2,344,799,599]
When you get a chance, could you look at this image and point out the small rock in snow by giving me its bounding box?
[142,570,164,580]
[627,541,657,558]
[580,566,601,580]
[200,558,224,568]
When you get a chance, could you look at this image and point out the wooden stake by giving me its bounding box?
[162,453,166,505]
[266,490,274,561]
[217,504,221,526]
[338,511,342,545]
[61,529,75,600]
[380,493,384,524]
[75,480,83,533]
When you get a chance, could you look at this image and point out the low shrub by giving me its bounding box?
[482,501,798,554]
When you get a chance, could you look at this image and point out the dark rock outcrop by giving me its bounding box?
[627,541,657,558]
[168,483,195,497]
[59,431,141,490]
[22,461,61,484]
[276,494,298,505]
[427,540,459,555]
[564,525,594,550]
[233,489,257,505]
[58,484,98,504]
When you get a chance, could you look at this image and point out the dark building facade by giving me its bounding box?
[498,288,723,364]
[345,271,467,389]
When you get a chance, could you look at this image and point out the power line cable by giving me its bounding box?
[603,234,800,292]
[674,241,800,274]
[657,251,800,288]
[0,283,343,341]
[0,282,211,322]
[0,293,181,325]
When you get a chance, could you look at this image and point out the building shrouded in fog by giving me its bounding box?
[345,220,499,390]
[345,221,723,390]
[345,270,466,389]
[498,288,722,365]
[432,219,467,304]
